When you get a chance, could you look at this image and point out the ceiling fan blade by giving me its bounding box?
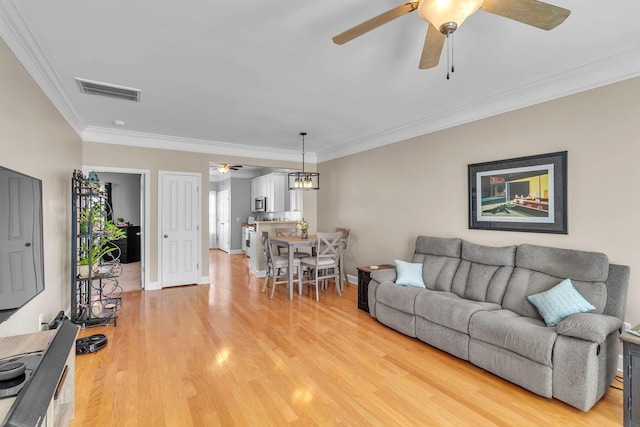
[333,2,419,45]
[480,0,570,31]
[419,24,446,69]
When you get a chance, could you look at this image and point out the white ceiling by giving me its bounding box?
[1,0,640,163]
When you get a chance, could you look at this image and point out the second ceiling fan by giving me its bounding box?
[333,0,571,70]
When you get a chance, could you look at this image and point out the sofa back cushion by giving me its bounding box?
[411,236,462,292]
[451,241,516,304]
[502,244,609,319]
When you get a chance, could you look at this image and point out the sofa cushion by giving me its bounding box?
[414,236,462,258]
[502,244,609,320]
[376,281,423,314]
[527,279,595,327]
[451,241,516,304]
[415,291,500,334]
[469,309,558,366]
[411,236,462,292]
[394,260,426,288]
[516,244,609,282]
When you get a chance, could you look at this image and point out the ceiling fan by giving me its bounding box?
[333,0,571,70]
[215,164,243,173]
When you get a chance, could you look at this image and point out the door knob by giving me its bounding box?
[163,235,168,238]
[136,232,141,236]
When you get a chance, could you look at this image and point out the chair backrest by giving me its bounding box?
[275,227,297,237]
[336,227,350,251]
[261,231,272,262]
[317,232,342,262]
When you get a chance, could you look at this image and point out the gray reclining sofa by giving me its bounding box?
[367,236,630,411]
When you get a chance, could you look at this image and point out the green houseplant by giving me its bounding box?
[77,220,126,277]
[78,203,106,235]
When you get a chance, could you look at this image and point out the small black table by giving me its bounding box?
[357,264,394,313]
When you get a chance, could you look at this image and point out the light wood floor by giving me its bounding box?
[70,250,624,426]
[118,261,142,293]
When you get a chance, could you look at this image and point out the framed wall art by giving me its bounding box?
[468,151,567,234]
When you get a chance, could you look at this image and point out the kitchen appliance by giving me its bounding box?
[254,197,266,212]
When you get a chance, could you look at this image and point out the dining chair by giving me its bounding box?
[275,227,309,258]
[260,231,302,299]
[300,232,343,301]
[336,227,351,286]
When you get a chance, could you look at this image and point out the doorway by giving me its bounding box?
[216,189,230,252]
[82,166,150,291]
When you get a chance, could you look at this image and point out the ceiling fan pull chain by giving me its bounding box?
[451,34,455,74]
[446,35,450,80]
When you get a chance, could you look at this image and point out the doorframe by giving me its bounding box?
[158,170,203,288]
[82,166,150,291]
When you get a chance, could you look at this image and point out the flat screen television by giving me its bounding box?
[0,165,45,324]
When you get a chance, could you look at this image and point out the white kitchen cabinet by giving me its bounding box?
[250,173,285,213]
[288,189,301,212]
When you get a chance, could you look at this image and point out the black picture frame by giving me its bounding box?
[468,151,567,234]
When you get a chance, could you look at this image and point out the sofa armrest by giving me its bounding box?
[555,313,622,344]
[370,268,397,283]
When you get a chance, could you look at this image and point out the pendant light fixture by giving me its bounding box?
[288,132,319,191]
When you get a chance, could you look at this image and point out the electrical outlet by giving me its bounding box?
[624,322,632,331]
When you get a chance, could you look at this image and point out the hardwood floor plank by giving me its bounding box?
[69,250,623,426]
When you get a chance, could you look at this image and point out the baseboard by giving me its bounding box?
[347,273,357,285]
[229,249,244,255]
[146,281,161,291]
[618,354,623,373]
[199,275,210,285]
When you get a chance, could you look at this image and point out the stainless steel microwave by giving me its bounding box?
[254,197,266,212]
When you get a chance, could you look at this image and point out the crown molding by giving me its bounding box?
[3,0,639,165]
[82,126,316,163]
[0,0,85,135]
[316,45,640,163]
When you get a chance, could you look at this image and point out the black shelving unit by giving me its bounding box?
[71,170,122,328]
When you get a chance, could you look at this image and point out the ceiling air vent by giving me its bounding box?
[75,78,141,102]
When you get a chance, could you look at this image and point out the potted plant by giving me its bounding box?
[78,203,106,234]
[77,220,126,278]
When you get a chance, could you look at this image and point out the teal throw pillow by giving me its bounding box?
[527,278,595,327]
[394,260,425,289]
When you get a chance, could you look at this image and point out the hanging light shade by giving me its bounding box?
[288,132,319,191]
[418,0,483,34]
[217,164,230,173]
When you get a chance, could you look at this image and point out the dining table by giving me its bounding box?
[269,234,346,300]
[269,235,318,300]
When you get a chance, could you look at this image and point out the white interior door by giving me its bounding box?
[216,189,230,252]
[160,172,200,287]
[209,191,217,249]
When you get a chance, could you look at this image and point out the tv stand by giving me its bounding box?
[0,321,79,426]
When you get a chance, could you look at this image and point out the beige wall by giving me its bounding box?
[0,39,82,337]
[82,143,318,284]
[318,76,640,326]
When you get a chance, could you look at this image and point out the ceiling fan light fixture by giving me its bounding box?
[217,164,230,173]
[418,0,483,34]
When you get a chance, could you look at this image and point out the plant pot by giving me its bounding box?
[80,223,89,235]
[78,262,100,278]
[301,230,308,239]
[78,264,90,278]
